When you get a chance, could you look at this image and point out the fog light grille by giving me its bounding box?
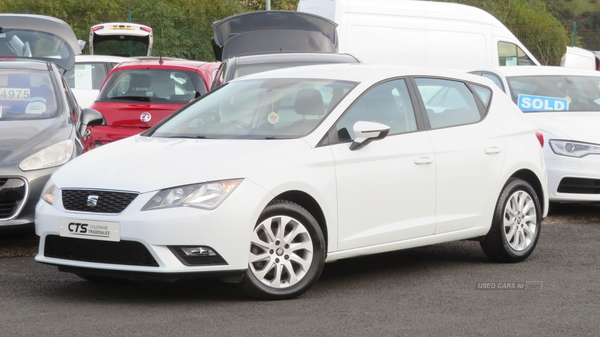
[44,235,158,267]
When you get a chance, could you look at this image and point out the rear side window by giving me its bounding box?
[470,84,492,108]
[64,63,108,90]
[415,78,482,129]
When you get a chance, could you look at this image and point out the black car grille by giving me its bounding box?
[62,189,138,213]
[0,178,26,219]
[44,235,159,267]
[557,177,600,194]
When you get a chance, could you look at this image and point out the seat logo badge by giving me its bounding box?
[86,195,99,207]
[140,112,152,123]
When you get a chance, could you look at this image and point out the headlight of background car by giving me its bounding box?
[142,179,243,211]
[41,179,56,205]
[549,140,600,158]
[19,139,74,171]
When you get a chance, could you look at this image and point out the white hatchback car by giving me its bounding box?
[35,64,548,300]
[470,66,600,203]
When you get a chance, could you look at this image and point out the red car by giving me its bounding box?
[83,58,219,150]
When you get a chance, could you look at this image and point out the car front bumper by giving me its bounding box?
[35,179,271,278]
[546,153,600,202]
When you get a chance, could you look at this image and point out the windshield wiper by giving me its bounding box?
[110,96,151,102]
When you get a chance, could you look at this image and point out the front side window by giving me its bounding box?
[0,69,58,120]
[415,78,482,129]
[507,75,600,112]
[498,41,536,66]
[150,78,357,139]
[334,79,418,142]
[98,69,206,104]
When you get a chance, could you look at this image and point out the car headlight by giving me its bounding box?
[549,140,600,158]
[41,179,56,205]
[19,139,74,171]
[142,179,243,211]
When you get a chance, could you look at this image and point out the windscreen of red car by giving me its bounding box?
[97,69,207,104]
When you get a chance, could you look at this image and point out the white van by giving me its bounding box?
[560,46,600,71]
[297,0,540,70]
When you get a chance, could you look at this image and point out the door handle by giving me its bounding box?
[414,156,434,165]
[485,146,501,154]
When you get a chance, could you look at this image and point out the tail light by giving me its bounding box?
[536,132,544,147]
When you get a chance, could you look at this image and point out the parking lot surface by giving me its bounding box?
[0,203,599,336]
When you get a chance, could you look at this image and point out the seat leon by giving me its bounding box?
[35,64,548,300]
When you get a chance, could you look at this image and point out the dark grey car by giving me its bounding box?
[210,10,360,90]
[0,14,104,230]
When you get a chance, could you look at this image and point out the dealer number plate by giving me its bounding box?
[0,88,30,101]
[59,218,120,242]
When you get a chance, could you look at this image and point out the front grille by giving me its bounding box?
[0,178,26,219]
[44,235,159,267]
[557,177,600,194]
[62,189,138,213]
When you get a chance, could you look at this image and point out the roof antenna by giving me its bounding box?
[159,54,163,65]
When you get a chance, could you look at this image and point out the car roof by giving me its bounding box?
[233,53,359,65]
[0,59,51,71]
[113,58,218,71]
[475,65,600,77]
[240,63,490,86]
[75,55,131,63]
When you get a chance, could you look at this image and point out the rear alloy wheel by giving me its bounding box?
[480,178,542,263]
[242,200,325,300]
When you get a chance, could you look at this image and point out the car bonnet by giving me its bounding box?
[0,113,72,167]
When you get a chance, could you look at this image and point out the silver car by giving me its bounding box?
[0,14,103,230]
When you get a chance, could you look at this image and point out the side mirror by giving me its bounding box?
[79,108,105,136]
[349,121,390,151]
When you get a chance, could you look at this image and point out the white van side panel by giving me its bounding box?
[297,0,540,69]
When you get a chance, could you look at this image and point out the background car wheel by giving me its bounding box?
[242,200,325,300]
[480,178,542,263]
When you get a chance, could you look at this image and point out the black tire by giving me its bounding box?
[241,200,326,300]
[480,178,542,263]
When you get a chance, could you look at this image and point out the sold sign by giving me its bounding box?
[517,94,569,111]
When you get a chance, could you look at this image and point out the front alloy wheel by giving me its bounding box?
[242,200,325,300]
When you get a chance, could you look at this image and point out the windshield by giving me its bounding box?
[508,75,600,112]
[0,29,72,60]
[98,69,206,104]
[0,69,58,121]
[149,78,357,139]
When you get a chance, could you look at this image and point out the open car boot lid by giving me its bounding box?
[211,10,338,61]
[0,14,80,70]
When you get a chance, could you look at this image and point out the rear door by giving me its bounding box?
[412,77,507,233]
